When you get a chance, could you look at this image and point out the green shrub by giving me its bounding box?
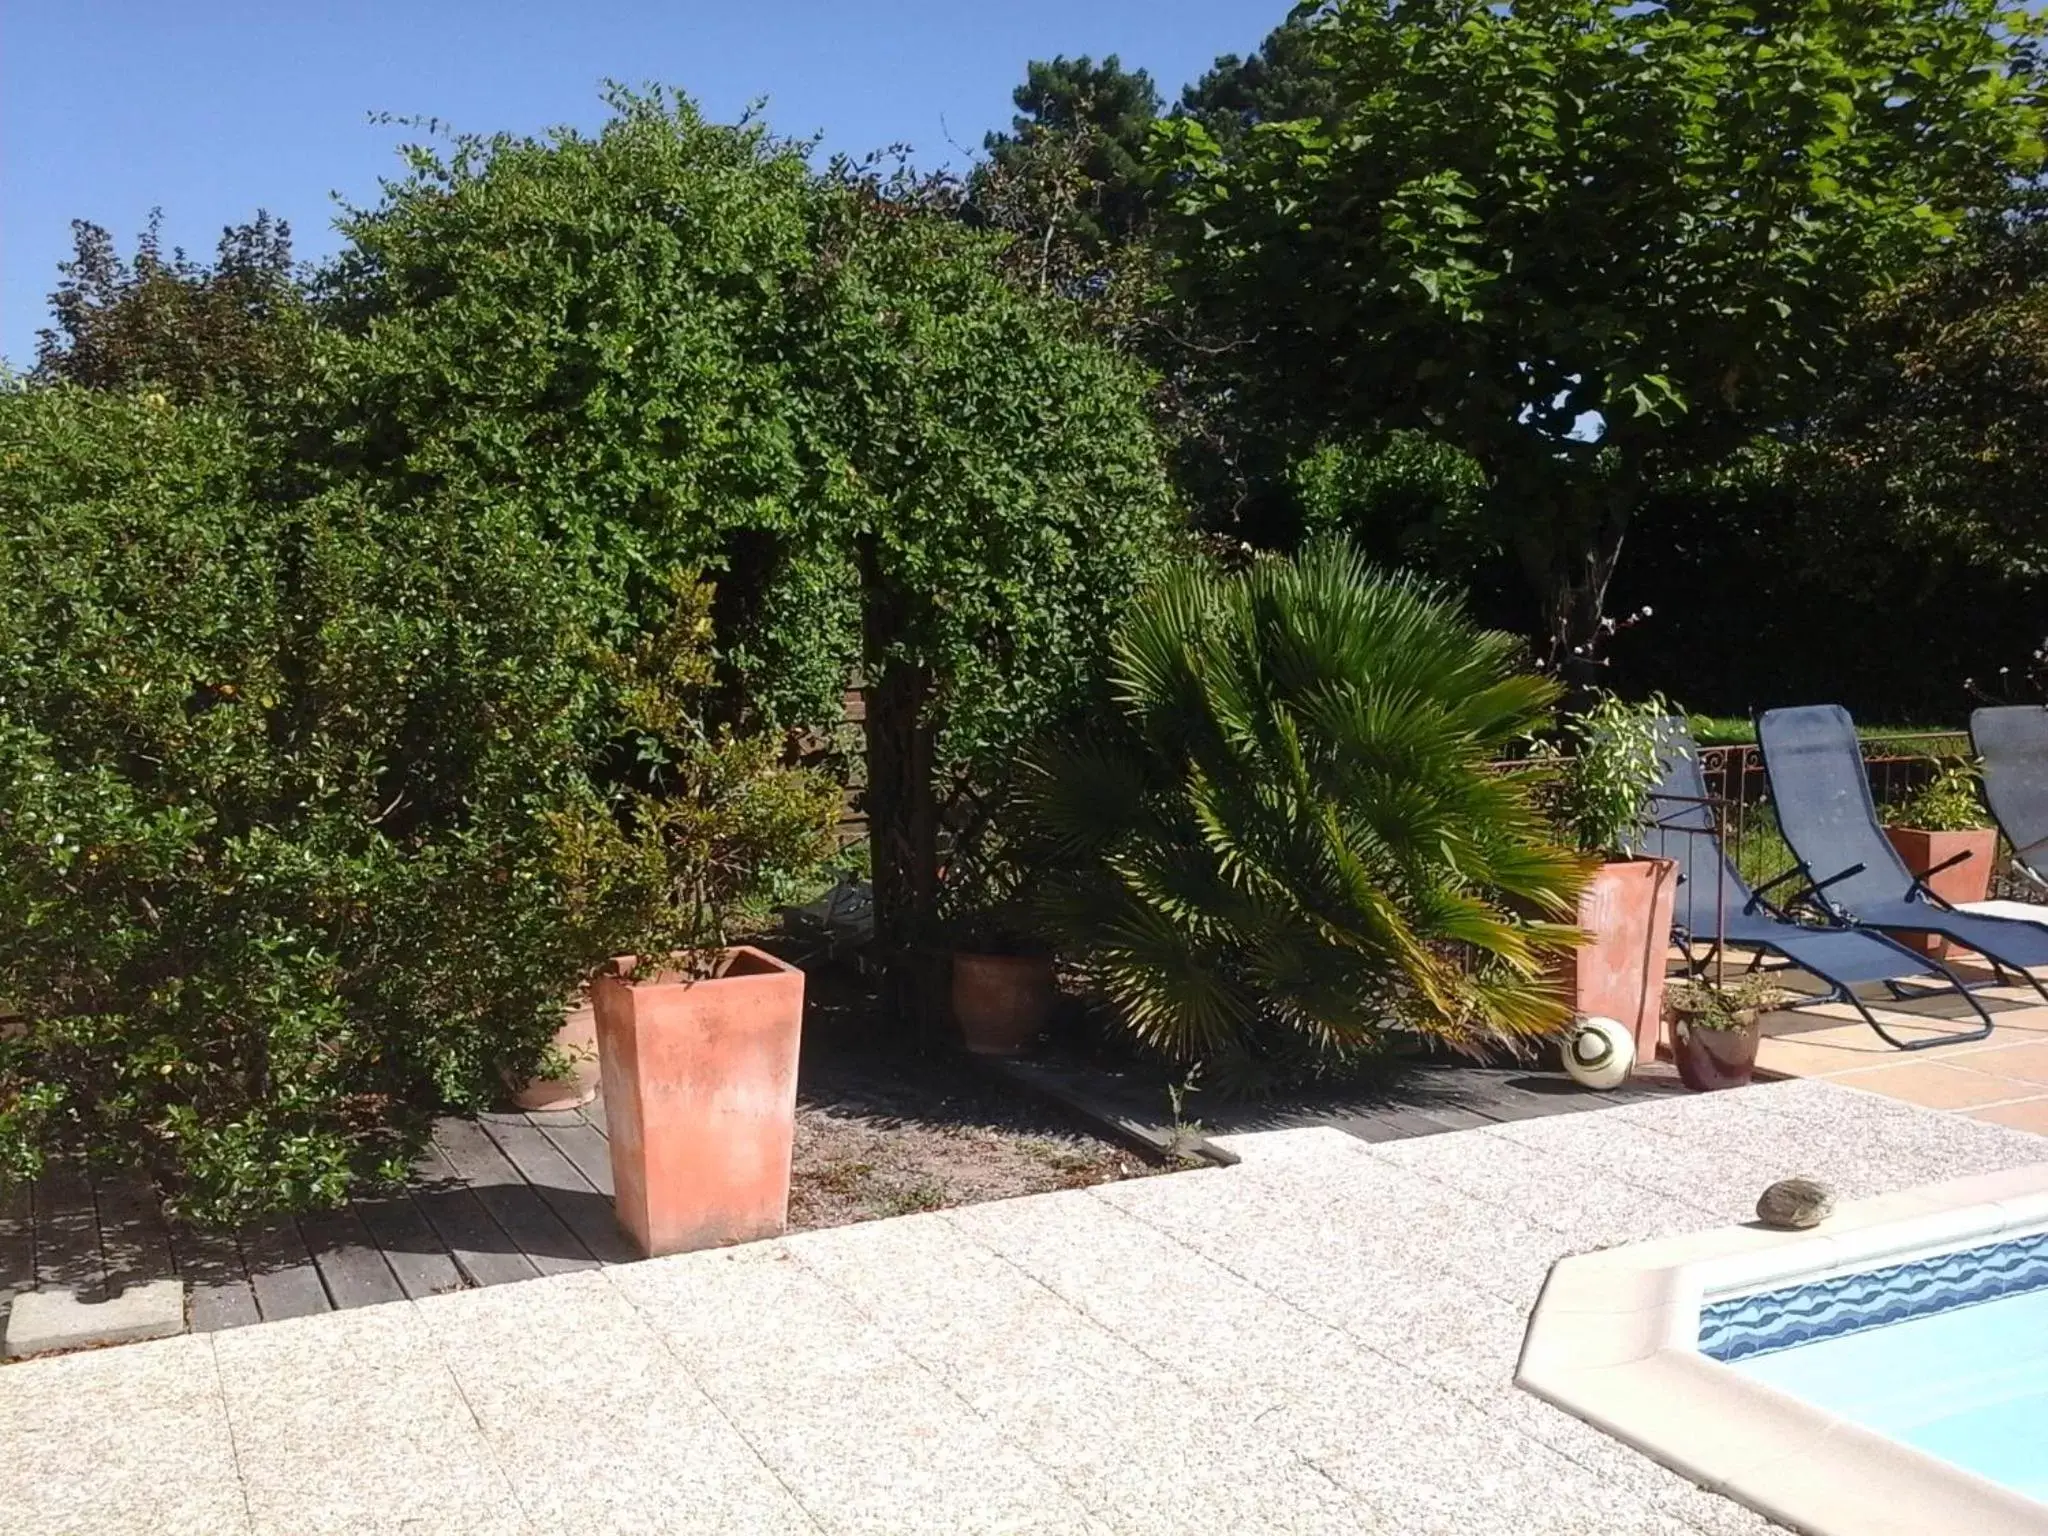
[322,91,1178,1006]
[317,85,848,733]
[1015,541,1590,1089]
[1894,762,1990,832]
[0,87,1165,1204]
[0,387,828,1221]
[1539,691,1675,855]
[1290,430,1495,576]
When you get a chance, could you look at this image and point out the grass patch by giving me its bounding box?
[1684,713,1963,747]
[1019,1139,1103,1176]
[878,1180,948,1217]
[812,1159,875,1197]
[1721,803,1798,889]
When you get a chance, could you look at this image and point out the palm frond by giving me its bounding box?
[1013,537,1587,1086]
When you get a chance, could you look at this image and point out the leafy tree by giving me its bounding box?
[1604,212,2048,716]
[1791,215,2048,575]
[1290,430,1499,581]
[1179,12,1339,144]
[1604,452,2048,719]
[982,55,1162,254]
[33,211,308,403]
[319,91,1179,1019]
[1015,541,1588,1090]
[968,33,1348,550]
[1157,0,2046,675]
[974,31,1341,268]
[809,177,1178,1011]
[318,96,836,723]
[970,24,1338,276]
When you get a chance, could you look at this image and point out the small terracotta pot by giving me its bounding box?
[593,946,805,1259]
[1881,825,1997,958]
[1673,1016,1760,1092]
[1557,856,1681,1068]
[951,952,1054,1057]
[505,997,600,1112]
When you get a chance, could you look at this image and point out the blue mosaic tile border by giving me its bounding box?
[1698,1228,2048,1363]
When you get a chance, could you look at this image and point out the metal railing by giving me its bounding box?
[1691,731,2030,898]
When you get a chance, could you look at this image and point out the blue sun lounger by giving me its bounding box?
[1757,704,2048,1007]
[1970,705,2048,897]
[1640,723,1992,1050]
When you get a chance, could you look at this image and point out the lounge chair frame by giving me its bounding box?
[1756,704,2048,1012]
[1644,724,1995,1052]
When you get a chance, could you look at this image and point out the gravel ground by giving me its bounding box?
[780,961,1168,1230]
[788,1044,1159,1230]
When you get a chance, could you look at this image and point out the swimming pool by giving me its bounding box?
[1701,1230,2048,1505]
[1517,1168,2048,1536]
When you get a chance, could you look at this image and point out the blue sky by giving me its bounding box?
[2,1,1283,367]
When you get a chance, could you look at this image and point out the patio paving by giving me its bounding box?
[1750,956,2048,1133]
[2,1076,2041,1535]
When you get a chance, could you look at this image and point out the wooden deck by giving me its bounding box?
[0,1054,1687,1345]
[0,1097,634,1337]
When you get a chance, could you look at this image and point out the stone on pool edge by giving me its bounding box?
[4,1279,185,1358]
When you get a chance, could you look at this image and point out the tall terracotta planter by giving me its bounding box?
[1562,857,1680,1068]
[951,952,1054,1057]
[1881,826,1997,958]
[592,946,805,1259]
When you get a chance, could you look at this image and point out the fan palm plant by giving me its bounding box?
[1014,541,1592,1087]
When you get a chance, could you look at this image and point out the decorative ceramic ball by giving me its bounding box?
[1562,1015,1634,1090]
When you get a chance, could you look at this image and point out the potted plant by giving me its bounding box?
[1882,761,1997,958]
[1666,973,1790,1091]
[1541,692,1681,1069]
[556,578,842,1258]
[948,918,1055,1058]
[938,819,1055,1057]
[503,990,601,1112]
[592,944,808,1257]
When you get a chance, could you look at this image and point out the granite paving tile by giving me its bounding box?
[782,1209,1162,1406]
[1318,1415,1700,1536]
[1093,1177,1537,1362]
[1479,1114,1795,1224]
[211,1303,531,1535]
[1418,1345,1777,1536]
[784,1211,1349,1530]
[611,1242,1093,1534]
[8,1083,1999,1535]
[0,1333,249,1536]
[418,1271,820,1535]
[943,1187,1377,1399]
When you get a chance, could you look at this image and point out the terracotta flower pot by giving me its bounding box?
[1673,1016,1760,1092]
[1881,825,1997,958]
[951,952,1054,1057]
[1559,856,1680,1069]
[592,946,805,1259]
[504,997,601,1112]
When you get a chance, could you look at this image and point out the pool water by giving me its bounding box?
[1732,1286,2048,1502]
[1697,1230,2048,1505]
